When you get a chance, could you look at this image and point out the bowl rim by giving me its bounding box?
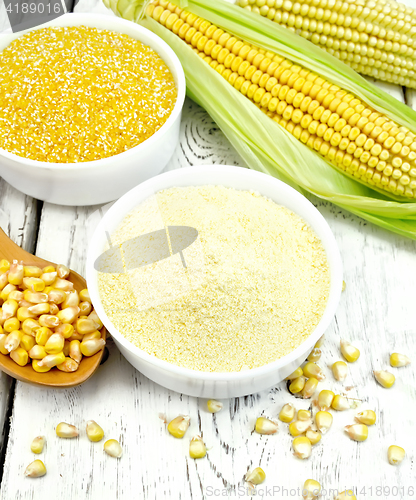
[0,13,186,171]
[86,165,343,381]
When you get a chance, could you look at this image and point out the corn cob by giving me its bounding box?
[146,1,416,199]
[237,0,416,89]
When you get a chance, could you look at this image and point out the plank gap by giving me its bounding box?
[0,379,16,488]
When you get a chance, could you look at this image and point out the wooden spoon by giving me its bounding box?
[0,227,106,388]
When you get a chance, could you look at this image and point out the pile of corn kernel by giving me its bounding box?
[0,259,105,372]
[0,26,177,163]
[25,420,122,478]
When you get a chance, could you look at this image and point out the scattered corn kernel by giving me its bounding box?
[289,376,306,394]
[302,479,321,499]
[388,445,405,465]
[345,423,368,441]
[307,348,321,363]
[167,415,190,438]
[207,399,223,413]
[56,422,79,438]
[189,435,207,459]
[340,339,360,363]
[297,410,311,421]
[289,419,312,436]
[285,367,303,380]
[86,420,104,442]
[30,436,45,454]
[255,417,278,435]
[24,459,46,478]
[245,467,266,485]
[374,370,395,388]
[318,390,335,411]
[314,335,325,349]
[315,411,333,434]
[355,410,376,426]
[332,395,350,411]
[335,491,357,500]
[332,361,348,381]
[279,403,295,423]
[305,430,321,445]
[104,439,123,458]
[390,353,411,367]
[293,436,312,459]
[302,362,325,381]
[301,377,318,399]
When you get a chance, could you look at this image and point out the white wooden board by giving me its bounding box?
[0,1,415,499]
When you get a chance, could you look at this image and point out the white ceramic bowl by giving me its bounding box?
[0,14,186,206]
[87,165,343,398]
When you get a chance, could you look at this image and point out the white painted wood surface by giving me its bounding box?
[0,1,415,499]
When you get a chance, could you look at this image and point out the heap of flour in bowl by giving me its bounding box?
[98,186,330,372]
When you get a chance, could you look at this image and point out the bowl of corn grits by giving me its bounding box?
[0,14,185,206]
[86,165,343,398]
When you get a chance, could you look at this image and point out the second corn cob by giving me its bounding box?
[237,0,416,89]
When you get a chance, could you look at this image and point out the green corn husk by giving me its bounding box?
[105,0,416,240]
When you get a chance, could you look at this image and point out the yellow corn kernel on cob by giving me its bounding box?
[148,1,416,199]
[237,0,416,89]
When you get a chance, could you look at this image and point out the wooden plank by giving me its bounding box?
[1,1,415,498]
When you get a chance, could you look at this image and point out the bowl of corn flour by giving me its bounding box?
[87,165,342,398]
